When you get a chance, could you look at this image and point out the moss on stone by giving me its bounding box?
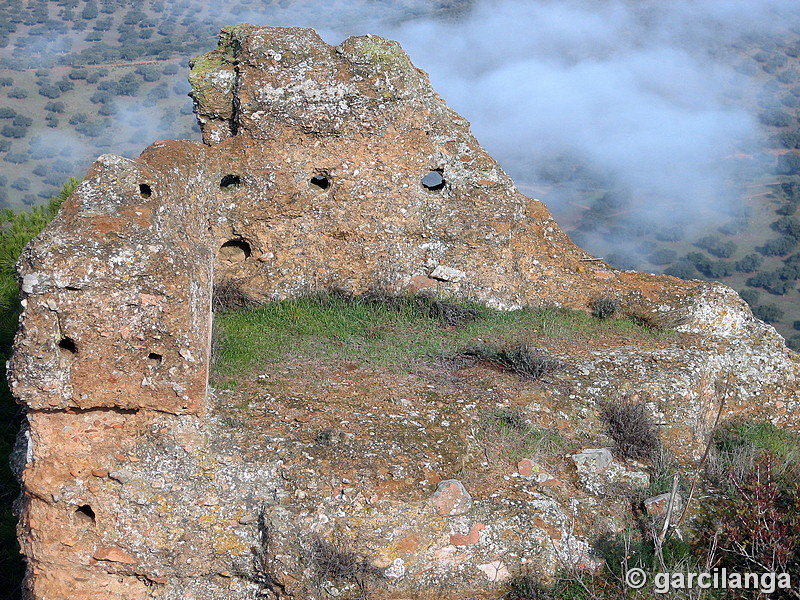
[353,37,411,71]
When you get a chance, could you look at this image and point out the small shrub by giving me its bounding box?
[599,398,661,461]
[594,530,692,581]
[239,509,288,598]
[315,429,334,446]
[212,279,259,312]
[463,343,562,380]
[505,573,551,600]
[307,536,382,592]
[694,451,800,578]
[589,297,619,320]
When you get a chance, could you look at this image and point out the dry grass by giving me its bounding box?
[599,397,661,461]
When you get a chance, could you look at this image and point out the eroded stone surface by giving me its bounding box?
[8,24,800,600]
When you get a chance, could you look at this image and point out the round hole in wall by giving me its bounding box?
[219,239,252,263]
[139,183,152,198]
[421,170,445,191]
[310,174,330,190]
[58,336,77,355]
[74,504,96,524]
[220,174,241,190]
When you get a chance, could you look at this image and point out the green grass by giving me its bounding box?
[715,420,800,466]
[210,292,663,383]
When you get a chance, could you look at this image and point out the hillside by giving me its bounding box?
[8,24,800,599]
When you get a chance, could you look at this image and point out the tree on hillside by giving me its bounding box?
[135,64,162,82]
[757,236,797,256]
[695,235,737,258]
[82,1,98,20]
[777,154,800,176]
[1,125,26,139]
[10,178,29,191]
[771,216,800,237]
[752,304,784,323]
[760,109,793,127]
[664,261,699,280]
[116,73,140,96]
[739,289,759,307]
[93,17,112,31]
[735,253,763,273]
[655,225,685,242]
[56,79,74,92]
[3,153,27,164]
[37,84,61,99]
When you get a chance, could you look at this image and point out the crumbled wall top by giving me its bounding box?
[8,25,784,416]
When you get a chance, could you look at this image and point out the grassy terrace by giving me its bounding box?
[210,291,666,389]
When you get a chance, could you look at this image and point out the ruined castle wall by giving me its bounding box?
[9,146,216,415]
[7,25,800,600]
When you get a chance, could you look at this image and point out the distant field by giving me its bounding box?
[2,0,800,337]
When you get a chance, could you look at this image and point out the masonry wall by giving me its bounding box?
[7,25,800,600]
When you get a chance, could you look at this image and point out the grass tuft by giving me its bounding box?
[457,342,562,380]
[505,573,551,600]
[589,297,620,320]
[477,408,567,462]
[212,278,260,312]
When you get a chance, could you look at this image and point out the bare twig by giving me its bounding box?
[674,376,731,531]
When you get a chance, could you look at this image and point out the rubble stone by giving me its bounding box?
[432,479,473,516]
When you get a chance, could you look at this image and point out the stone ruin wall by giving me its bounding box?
[6,25,800,600]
